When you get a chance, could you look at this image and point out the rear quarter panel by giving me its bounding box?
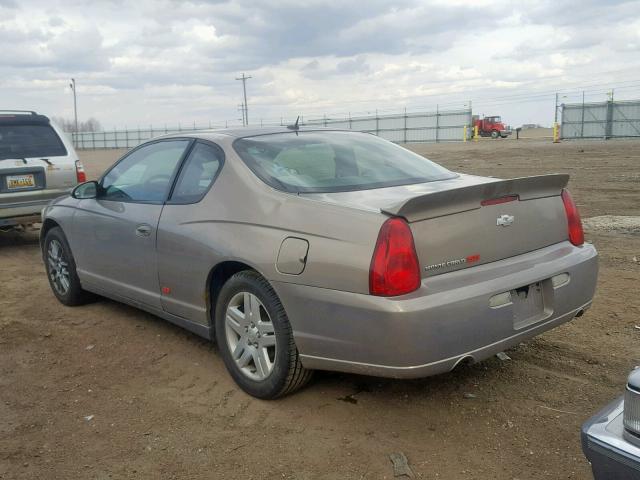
[156,138,385,322]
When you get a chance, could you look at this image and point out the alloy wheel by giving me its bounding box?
[47,239,70,295]
[225,291,277,381]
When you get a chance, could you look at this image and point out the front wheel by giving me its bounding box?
[214,270,313,399]
[43,227,93,306]
[491,130,499,139]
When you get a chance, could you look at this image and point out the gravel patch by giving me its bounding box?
[582,215,640,235]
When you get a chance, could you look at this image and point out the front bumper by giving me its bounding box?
[582,398,640,480]
[273,241,598,378]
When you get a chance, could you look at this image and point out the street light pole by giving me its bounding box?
[69,78,78,133]
[235,73,251,126]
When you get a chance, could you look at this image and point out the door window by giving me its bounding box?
[101,140,190,202]
[170,142,224,203]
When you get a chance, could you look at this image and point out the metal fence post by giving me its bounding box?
[580,91,585,138]
[605,100,614,139]
[348,112,352,130]
[375,110,379,137]
[435,105,439,143]
[403,107,407,143]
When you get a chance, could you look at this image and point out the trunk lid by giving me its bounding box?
[304,173,570,277]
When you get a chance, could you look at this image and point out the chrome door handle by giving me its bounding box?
[135,224,152,237]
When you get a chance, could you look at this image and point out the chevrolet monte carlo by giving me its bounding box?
[40,128,598,398]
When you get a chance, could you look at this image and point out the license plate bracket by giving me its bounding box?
[6,173,36,190]
[511,282,547,329]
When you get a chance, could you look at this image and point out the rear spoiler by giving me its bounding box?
[381,174,569,222]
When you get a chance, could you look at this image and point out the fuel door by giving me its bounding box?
[276,237,309,275]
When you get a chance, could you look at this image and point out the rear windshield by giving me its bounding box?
[233,131,456,193]
[0,124,67,160]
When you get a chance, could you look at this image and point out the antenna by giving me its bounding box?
[286,116,300,131]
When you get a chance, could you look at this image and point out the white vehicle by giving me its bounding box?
[0,111,85,231]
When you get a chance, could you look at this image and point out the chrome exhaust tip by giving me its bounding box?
[452,355,475,370]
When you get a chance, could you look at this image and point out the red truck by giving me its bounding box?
[473,115,512,139]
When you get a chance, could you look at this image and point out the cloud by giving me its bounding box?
[0,0,638,129]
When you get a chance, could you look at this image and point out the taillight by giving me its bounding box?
[369,217,421,296]
[561,189,584,246]
[75,160,86,183]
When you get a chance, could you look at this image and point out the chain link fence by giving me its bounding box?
[69,107,473,149]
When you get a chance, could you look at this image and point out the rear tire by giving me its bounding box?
[214,270,313,399]
[491,130,499,139]
[43,227,93,306]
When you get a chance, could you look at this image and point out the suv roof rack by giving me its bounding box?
[0,110,38,115]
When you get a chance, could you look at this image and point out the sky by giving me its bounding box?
[1,0,640,130]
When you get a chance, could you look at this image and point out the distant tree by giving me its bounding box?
[51,116,102,132]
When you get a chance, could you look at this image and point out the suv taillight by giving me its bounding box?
[75,160,86,183]
[561,189,584,246]
[369,217,421,296]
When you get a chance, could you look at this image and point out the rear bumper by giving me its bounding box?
[582,398,640,480]
[273,241,598,378]
[0,190,69,221]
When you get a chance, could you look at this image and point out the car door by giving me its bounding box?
[156,140,225,323]
[73,139,192,308]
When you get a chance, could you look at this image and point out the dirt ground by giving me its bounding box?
[1,138,639,480]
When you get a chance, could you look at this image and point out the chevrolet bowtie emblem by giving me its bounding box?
[497,214,514,227]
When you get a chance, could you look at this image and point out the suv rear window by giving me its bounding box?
[233,131,456,193]
[0,124,67,160]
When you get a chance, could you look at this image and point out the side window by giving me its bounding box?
[101,140,190,202]
[170,142,223,203]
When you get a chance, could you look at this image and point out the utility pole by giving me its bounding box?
[235,73,251,126]
[69,78,78,133]
[554,92,558,124]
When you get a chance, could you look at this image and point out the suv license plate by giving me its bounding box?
[7,174,36,189]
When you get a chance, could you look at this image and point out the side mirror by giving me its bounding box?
[72,180,99,199]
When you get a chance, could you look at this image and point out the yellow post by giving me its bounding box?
[473,125,479,142]
[553,122,560,143]
[463,125,467,142]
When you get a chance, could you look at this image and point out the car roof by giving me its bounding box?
[155,126,356,142]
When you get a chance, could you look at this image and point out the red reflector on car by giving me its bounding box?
[481,195,518,206]
[369,217,421,297]
[561,189,584,246]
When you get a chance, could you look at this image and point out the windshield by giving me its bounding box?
[233,131,456,193]
[0,124,67,160]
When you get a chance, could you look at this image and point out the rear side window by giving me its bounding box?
[170,142,223,203]
[0,124,67,160]
[233,131,456,193]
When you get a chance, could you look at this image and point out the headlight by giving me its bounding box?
[623,369,640,437]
